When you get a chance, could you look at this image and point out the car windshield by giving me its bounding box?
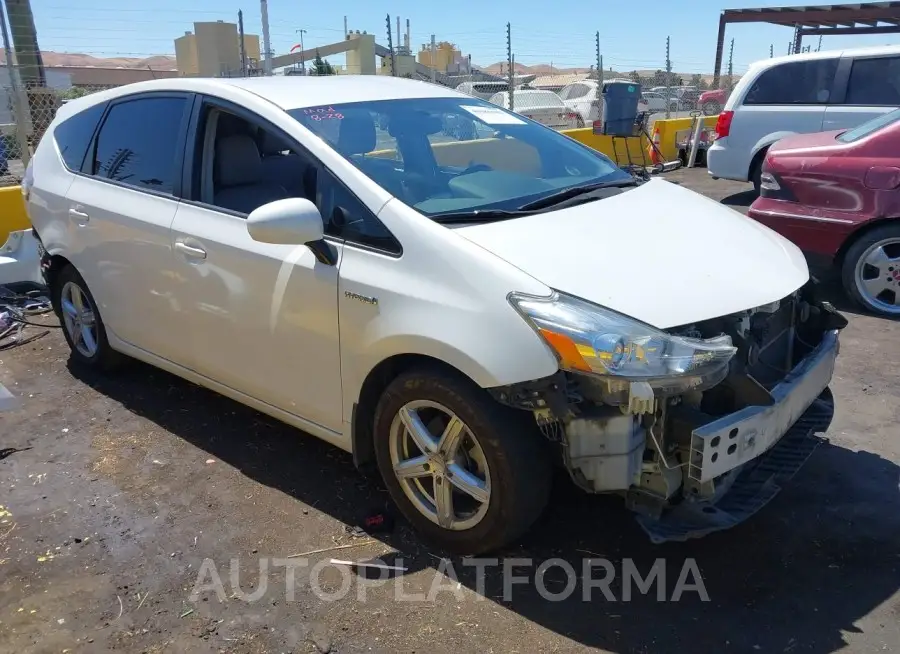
[288,96,631,219]
[836,108,900,143]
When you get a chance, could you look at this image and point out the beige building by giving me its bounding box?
[175,21,261,77]
[417,41,469,74]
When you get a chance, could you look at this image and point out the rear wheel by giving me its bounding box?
[702,100,721,115]
[575,115,585,128]
[841,224,900,316]
[51,265,123,370]
[750,149,768,195]
[372,367,552,554]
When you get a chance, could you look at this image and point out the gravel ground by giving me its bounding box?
[1,169,898,654]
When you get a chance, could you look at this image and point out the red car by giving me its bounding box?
[699,89,727,115]
[748,109,900,317]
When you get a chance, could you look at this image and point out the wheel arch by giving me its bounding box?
[835,216,900,269]
[350,353,480,469]
[748,132,796,179]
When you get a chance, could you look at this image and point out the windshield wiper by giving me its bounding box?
[430,209,537,224]
[518,178,640,211]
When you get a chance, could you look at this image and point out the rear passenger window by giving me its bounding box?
[846,57,900,105]
[744,59,838,105]
[92,96,187,195]
[53,102,106,172]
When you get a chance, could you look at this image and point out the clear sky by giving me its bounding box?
[25,0,900,74]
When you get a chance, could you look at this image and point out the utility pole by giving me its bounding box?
[506,22,513,111]
[769,43,773,58]
[430,34,436,83]
[260,0,272,75]
[727,37,734,80]
[5,0,46,87]
[817,35,823,52]
[787,41,791,55]
[594,31,602,124]
[0,3,30,163]
[238,10,247,76]
[386,15,396,76]
[296,28,306,74]
[665,35,671,117]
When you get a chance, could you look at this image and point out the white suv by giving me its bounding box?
[26,76,844,552]
[708,45,900,192]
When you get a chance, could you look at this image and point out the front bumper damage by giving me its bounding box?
[493,281,847,543]
[637,329,839,544]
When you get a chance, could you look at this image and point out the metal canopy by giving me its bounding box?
[712,2,900,85]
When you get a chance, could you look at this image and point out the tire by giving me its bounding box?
[840,224,900,316]
[669,102,678,113]
[750,151,766,195]
[575,115,585,128]
[702,101,721,116]
[51,264,124,370]
[372,366,552,554]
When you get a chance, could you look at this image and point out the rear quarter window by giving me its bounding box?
[52,102,106,172]
[743,58,839,105]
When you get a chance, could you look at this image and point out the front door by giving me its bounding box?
[168,203,344,432]
[167,101,343,433]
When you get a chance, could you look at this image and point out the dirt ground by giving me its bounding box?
[1,169,898,654]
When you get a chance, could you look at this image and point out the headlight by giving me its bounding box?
[509,291,737,397]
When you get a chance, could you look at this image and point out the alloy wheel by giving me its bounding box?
[60,280,99,357]
[388,400,491,531]
[854,237,900,315]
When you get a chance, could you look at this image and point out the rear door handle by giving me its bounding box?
[174,240,207,260]
[68,208,90,224]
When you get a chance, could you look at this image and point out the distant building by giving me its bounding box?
[175,21,261,77]
[417,41,470,74]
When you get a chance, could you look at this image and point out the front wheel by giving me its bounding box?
[841,225,900,316]
[373,367,552,554]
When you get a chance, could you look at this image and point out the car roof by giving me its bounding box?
[56,75,466,119]
[749,43,900,74]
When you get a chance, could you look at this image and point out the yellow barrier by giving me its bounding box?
[0,186,29,246]
[560,115,718,164]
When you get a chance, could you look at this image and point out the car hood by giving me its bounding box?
[768,129,844,154]
[453,179,809,329]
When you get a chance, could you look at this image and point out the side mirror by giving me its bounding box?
[247,198,336,265]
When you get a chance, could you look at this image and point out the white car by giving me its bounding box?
[559,80,652,127]
[640,91,676,113]
[708,45,900,192]
[487,90,579,129]
[26,76,845,553]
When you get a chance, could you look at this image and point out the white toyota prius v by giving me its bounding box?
[24,76,847,553]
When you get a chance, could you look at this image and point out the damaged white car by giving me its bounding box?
[26,76,846,554]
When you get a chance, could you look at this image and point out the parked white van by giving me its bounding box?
[707,45,900,192]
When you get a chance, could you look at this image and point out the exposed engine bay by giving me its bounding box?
[491,279,848,542]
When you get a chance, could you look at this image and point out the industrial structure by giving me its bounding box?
[174,21,261,77]
[417,41,471,74]
[713,2,900,86]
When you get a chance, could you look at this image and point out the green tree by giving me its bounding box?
[629,70,641,83]
[60,86,91,100]
[311,50,335,76]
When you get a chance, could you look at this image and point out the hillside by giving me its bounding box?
[0,51,177,70]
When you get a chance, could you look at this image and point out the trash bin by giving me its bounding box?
[601,81,641,138]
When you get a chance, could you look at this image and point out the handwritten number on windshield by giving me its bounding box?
[303,106,344,121]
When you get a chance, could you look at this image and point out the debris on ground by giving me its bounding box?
[0,283,55,351]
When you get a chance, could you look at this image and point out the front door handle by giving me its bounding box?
[174,240,207,260]
[68,208,90,224]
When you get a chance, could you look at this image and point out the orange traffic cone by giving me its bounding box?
[647,125,662,165]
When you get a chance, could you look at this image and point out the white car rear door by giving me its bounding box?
[822,54,900,131]
[63,92,191,360]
